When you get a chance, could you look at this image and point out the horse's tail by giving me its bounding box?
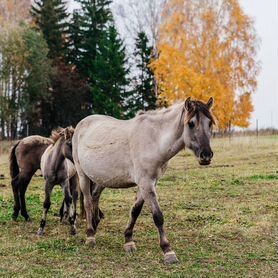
[9,141,20,180]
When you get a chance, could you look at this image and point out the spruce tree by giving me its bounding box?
[67,10,82,66]
[31,0,68,61]
[132,31,156,112]
[74,0,113,77]
[91,25,129,118]
[71,0,129,118]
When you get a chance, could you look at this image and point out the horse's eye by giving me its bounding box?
[188,121,195,129]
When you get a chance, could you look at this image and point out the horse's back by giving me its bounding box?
[16,135,52,172]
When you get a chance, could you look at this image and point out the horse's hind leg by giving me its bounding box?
[78,174,96,246]
[11,177,20,220]
[80,182,104,221]
[37,181,54,236]
[124,191,144,253]
[19,170,35,221]
[139,179,178,264]
[91,184,104,231]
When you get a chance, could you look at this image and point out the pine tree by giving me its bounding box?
[132,31,156,113]
[91,25,129,118]
[70,0,130,118]
[31,0,68,61]
[74,0,113,77]
[67,10,82,66]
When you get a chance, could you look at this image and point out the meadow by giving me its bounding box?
[0,136,277,277]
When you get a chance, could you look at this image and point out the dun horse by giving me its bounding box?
[37,127,78,236]
[10,135,52,221]
[72,97,215,264]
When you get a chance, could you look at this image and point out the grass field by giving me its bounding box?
[0,136,277,277]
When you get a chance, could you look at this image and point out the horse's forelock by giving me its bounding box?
[184,101,215,125]
[50,126,75,143]
[50,127,65,143]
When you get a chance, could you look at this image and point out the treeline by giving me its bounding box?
[0,0,156,139]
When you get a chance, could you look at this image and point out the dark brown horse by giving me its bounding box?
[10,135,52,221]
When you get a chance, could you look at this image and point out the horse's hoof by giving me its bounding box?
[60,217,68,225]
[37,228,44,236]
[24,214,31,222]
[85,236,96,247]
[124,241,137,253]
[164,251,179,264]
[70,226,77,235]
[12,214,18,221]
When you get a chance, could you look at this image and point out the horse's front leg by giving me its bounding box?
[124,191,144,253]
[37,181,53,236]
[139,179,178,264]
[70,175,79,235]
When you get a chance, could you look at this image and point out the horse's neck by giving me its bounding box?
[48,139,65,173]
[154,104,185,162]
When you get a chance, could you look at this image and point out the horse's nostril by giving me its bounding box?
[200,152,206,160]
[200,151,213,161]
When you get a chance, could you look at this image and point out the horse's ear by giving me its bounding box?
[184,97,192,111]
[64,126,74,139]
[206,97,214,109]
[64,127,71,140]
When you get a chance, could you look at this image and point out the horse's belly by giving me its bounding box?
[80,149,135,188]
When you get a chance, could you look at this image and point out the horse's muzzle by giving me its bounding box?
[198,150,213,165]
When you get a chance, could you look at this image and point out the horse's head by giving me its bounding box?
[61,126,75,162]
[183,97,215,165]
[51,126,75,162]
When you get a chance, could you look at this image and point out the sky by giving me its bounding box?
[68,0,278,129]
[240,0,278,129]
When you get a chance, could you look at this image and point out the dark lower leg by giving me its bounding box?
[19,174,33,221]
[152,209,171,254]
[11,180,20,220]
[124,194,144,243]
[59,200,66,222]
[64,184,77,234]
[19,183,30,221]
[38,194,51,235]
[91,187,103,231]
[140,186,172,254]
[69,178,78,234]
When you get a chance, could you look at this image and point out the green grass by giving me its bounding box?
[0,136,277,277]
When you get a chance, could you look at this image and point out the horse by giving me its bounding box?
[10,135,52,221]
[37,127,78,236]
[72,97,215,264]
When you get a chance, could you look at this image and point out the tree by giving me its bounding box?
[0,24,50,139]
[31,0,68,61]
[21,26,51,136]
[70,0,130,118]
[0,0,31,27]
[66,10,82,66]
[72,0,113,77]
[40,64,91,135]
[91,25,129,118]
[130,31,156,114]
[150,0,260,129]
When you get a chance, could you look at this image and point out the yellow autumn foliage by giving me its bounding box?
[150,0,260,129]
